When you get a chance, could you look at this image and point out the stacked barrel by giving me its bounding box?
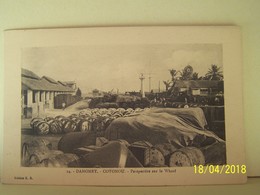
[27,107,226,167]
[22,136,226,168]
[21,138,80,167]
[30,107,149,136]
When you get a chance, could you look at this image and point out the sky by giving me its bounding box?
[22,44,223,94]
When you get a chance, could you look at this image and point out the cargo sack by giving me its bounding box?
[58,132,97,153]
[29,150,64,167]
[42,153,80,168]
[79,141,143,168]
[73,145,101,157]
[200,141,226,165]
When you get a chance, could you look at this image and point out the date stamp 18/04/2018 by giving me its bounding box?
[194,165,247,174]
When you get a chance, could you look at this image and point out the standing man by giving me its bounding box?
[62,102,66,110]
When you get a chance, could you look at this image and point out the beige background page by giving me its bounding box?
[0,0,259,194]
[3,26,246,185]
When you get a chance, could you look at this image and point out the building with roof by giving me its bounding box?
[21,68,76,118]
[172,80,223,96]
[61,81,77,91]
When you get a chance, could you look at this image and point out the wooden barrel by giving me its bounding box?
[21,139,52,166]
[60,118,69,125]
[72,117,83,131]
[148,148,165,167]
[154,143,177,157]
[45,117,55,124]
[91,117,106,132]
[58,132,97,153]
[55,115,66,121]
[33,121,50,135]
[30,117,44,128]
[29,150,63,167]
[78,119,91,132]
[44,117,55,122]
[86,118,95,132]
[63,120,77,133]
[169,147,205,167]
[70,116,80,121]
[46,153,80,168]
[70,116,82,131]
[129,141,165,167]
[69,114,78,119]
[48,120,63,134]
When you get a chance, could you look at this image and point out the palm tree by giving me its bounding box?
[169,69,178,82]
[192,72,199,80]
[163,80,171,91]
[180,65,193,80]
[205,64,223,80]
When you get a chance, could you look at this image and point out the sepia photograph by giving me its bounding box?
[21,44,226,168]
[3,26,246,185]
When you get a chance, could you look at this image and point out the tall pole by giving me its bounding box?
[139,73,145,98]
[148,73,151,92]
[159,80,161,93]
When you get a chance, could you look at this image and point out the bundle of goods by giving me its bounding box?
[22,134,225,168]
[27,107,226,167]
[105,107,226,166]
[76,141,143,168]
[22,135,144,168]
[22,138,64,167]
[22,138,50,166]
[22,137,81,168]
[58,132,97,153]
[30,118,50,135]
[57,133,225,167]
[128,141,165,167]
[30,107,148,135]
[58,134,164,168]
[30,116,78,135]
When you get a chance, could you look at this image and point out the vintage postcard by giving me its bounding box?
[2,26,246,185]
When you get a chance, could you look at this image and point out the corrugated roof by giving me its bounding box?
[21,68,41,80]
[42,76,58,84]
[22,74,74,92]
[58,81,66,86]
[42,77,74,92]
[62,81,76,85]
[174,80,221,89]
